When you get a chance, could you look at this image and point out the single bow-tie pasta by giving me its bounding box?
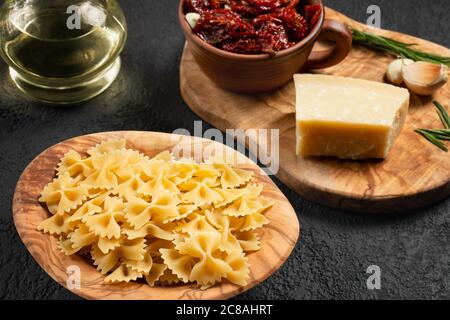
[68,192,110,222]
[39,173,89,215]
[217,165,253,189]
[69,224,97,252]
[87,139,126,157]
[235,230,261,252]
[204,209,241,254]
[57,150,94,178]
[213,188,247,208]
[176,214,218,235]
[97,236,123,254]
[37,213,77,235]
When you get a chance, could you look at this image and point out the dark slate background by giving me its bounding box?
[1,0,449,300]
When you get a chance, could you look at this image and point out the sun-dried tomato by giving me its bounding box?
[185,0,313,54]
[257,17,292,53]
[252,13,275,28]
[277,8,308,41]
[304,4,322,29]
[194,9,255,46]
[229,0,260,16]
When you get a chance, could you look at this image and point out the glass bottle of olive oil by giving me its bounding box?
[0,0,127,104]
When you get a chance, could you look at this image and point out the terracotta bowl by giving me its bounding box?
[178,0,353,93]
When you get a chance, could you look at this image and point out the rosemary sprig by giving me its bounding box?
[416,130,448,152]
[415,101,450,152]
[434,101,450,129]
[420,129,450,140]
[351,29,450,66]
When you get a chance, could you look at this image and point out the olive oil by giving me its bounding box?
[0,1,127,104]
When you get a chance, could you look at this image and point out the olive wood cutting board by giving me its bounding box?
[12,131,299,300]
[180,7,450,213]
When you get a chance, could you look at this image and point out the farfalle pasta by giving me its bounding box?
[38,140,273,289]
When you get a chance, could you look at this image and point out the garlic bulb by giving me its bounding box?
[386,58,413,85]
[402,61,448,96]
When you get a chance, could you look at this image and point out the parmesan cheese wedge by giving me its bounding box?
[294,74,410,160]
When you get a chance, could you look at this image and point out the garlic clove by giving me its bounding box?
[402,61,448,95]
[185,12,201,29]
[386,58,414,85]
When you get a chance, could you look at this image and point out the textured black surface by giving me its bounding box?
[0,0,449,300]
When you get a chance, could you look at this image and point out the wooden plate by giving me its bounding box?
[180,7,450,213]
[12,131,299,300]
